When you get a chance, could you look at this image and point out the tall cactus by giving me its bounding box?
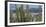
[16,5,19,22]
[19,4,25,22]
[16,4,32,22]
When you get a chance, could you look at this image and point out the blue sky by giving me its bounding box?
[10,4,16,10]
[10,4,42,10]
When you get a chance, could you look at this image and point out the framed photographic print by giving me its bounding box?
[5,1,45,26]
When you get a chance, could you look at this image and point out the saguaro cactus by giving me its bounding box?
[16,5,19,22]
[19,5,25,22]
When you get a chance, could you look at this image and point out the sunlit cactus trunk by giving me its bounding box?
[19,4,25,22]
[16,5,19,22]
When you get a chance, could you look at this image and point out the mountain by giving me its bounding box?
[29,8,42,13]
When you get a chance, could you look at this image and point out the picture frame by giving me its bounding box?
[5,1,45,26]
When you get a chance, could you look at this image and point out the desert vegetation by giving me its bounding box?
[10,4,42,23]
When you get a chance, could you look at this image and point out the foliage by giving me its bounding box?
[16,5,32,22]
[35,16,42,22]
[10,4,42,23]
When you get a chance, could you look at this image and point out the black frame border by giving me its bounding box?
[5,1,45,26]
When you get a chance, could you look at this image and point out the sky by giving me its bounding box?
[10,4,42,10]
[10,4,16,10]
